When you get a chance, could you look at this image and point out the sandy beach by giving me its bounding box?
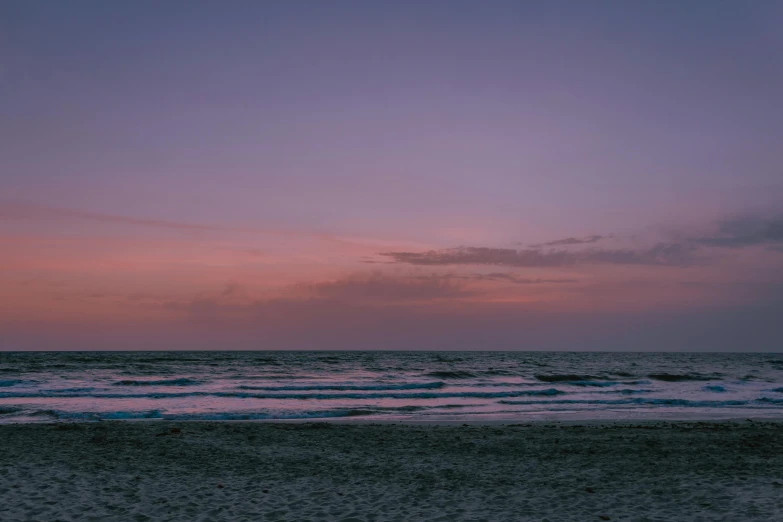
[1,420,782,521]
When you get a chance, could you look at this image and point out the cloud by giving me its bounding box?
[379,243,698,268]
[378,213,783,269]
[529,235,608,248]
[221,282,242,297]
[527,215,783,251]
[424,272,577,285]
[472,273,577,284]
[153,274,476,318]
[302,273,474,302]
[689,215,783,248]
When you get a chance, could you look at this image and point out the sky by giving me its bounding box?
[1,0,782,351]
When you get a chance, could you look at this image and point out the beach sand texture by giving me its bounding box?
[1,421,783,521]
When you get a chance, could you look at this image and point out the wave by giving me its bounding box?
[0,380,25,387]
[647,373,721,382]
[51,410,165,420]
[0,391,206,399]
[614,389,652,395]
[127,356,214,363]
[244,359,283,367]
[229,374,319,380]
[42,408,378,421]
[35,402,509,422]
[33,396,783,423]
[236,381,445,392]
[533,375,648,387]
[0,406,21,415]
[112,378,202,386]
[481,369,517,376]
[235,381,582,391]
[19,387,98,394]
[0,388,567,401]
[423,371,476,379]
[739,375,770,382]
[755,398,783,404]
[498,398,753,407]
[534,374,603,382]
[703,385,727,393]
[556,380,649,387]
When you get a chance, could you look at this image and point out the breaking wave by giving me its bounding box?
[236,382,445,392]
[112,378,203,386]
[423,371,477,379]
[647,373,722,382]
[535,374,603,382]
[0,388,567,401]
[498,398,754,407]
[3,351,783,423]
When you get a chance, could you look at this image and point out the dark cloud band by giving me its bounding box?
[380,243,697,268]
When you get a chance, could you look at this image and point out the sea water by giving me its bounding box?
[2,351,783,423]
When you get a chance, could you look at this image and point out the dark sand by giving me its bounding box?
[2,420,783,521]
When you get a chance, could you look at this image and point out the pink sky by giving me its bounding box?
[1,2,782,350]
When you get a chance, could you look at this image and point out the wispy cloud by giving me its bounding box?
[379,243,698,268]
[423,272,578,285]
[689,215,783,248]
[529,235,609,248]
[220,282,242,297]
[466,273,577,284]
[380,213,783,268]
[302,273,475,302]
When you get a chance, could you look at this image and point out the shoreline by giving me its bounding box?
[4,413,782,427]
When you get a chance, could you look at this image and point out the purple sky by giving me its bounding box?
[1,1,782,350]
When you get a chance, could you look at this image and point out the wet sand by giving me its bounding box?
[1,420,783,521]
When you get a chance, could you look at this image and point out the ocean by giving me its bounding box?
[2,351,783,423]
